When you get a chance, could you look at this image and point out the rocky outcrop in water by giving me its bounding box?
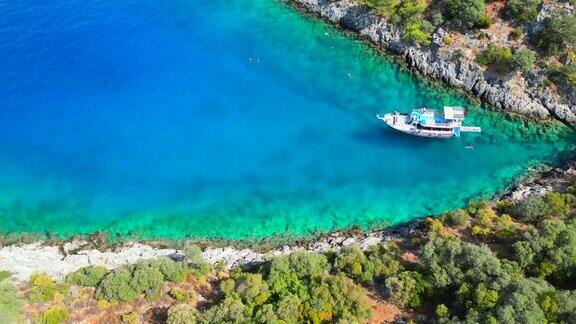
[288,0,576,127]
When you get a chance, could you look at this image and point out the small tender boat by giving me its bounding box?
[376,107,481,138]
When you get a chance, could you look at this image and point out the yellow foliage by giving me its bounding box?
[31,273,54,288]
[471,225,491,236]
[122,311,140,324]
[97,299,111,310]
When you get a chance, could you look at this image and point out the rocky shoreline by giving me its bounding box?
[2,155,574,283]
[286,0,576,127]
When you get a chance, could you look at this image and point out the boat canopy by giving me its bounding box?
[443,106,465,121]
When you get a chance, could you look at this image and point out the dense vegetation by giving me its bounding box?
[353,0,576,94]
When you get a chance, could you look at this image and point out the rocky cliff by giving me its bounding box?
[288,0,576,127]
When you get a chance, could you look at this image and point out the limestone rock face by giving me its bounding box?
[289,0,576,127]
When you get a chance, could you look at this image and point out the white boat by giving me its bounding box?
[376,107,481,138]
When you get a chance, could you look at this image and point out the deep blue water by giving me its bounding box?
[0,0,573,239]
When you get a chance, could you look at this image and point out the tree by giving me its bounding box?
[365,0,399,19]
[509,196,547,221]
[65,265,109,287]
[27,274,69,303]
[478,44,513,72]
[443,209,471,228]
[403,20,434,46]
[40,307,69,324]
[334,244,366,279]
[96,268,139,302]
[385,271,428,308]
[166,304,199,324]
[534,11,576,54]
[184,244,212,276]
[512,49,537,73]
[513,220,576,280]
[506,0,542,23]
[446,0,488,29]
[420,238,511,291]
[267,251,328,295]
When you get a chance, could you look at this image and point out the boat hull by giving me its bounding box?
[377,113,454,139]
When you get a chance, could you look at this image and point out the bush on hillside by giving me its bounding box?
[96,268,139,302]
[364,0,399,19]
[27,274,69,303]
[478,44,514,72]
[443,209,471,228]
[446,0,488,29]
[167,304,199,324]
[66,265,109,287]
[385,271,429,308]
[542,192,574,217]
[39,306,69,324]
[396,0,427,21]
[403,20,434,46]
[183,244,213,276]
[96,257,188,302]
[0,282,23,323]
[0,270,11,282]
[534,12,576,54]
[512,48,537,73]
[267,251,328,294]
[334,243,404,284]
[514,219,576,280]
[506,0,542,22]
[508,195,548,221]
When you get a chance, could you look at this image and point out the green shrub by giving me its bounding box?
[221,273,270,308]
[167,304,199,324]
[509,196,548,221]
[96,257,188,302]
[542,192,574,217]
[443,209,471,228]
[183,244,213,276]
[514,219,576,279]
[432,12,444,27]
[40,307,69,324]
[66,265,109,287]
[149,258,188,283]
[96,268,139,302]
[512,48,537,73]
[27,274,69,303]
[494,214,517,239]
[202,298,248,323]
[308,273,372,321]
[267,251,328,294]
[436,303,450,319]
[506,0,542,22]
[0,282,23,323]
[385,271,429,308]
[396,0,427,21]
[510,28,524,41]
[365,0,399,19]
[169,288,195,302]
[446,0,488,29]
[549,60,576,90]
[478,44,513,72]
[402,20,434,46]
[0,270,11,282]
[534,12,576,54]
[334,244,367,280]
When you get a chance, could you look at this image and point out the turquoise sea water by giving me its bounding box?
[0,0,574,239]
